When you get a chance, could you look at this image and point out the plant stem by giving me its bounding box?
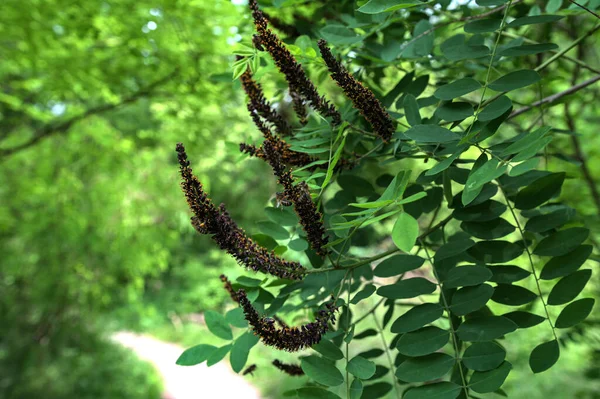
[498,185,559,342]
[372,313,401,398]
[420,240,469,397]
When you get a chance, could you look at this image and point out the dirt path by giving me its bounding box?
[112,332,261,399]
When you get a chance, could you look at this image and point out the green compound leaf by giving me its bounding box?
[467,240,524,263]
[350,379,363,399]
[403,382,462,399]
[358,0,422,14]
[265,206,297,226]
[320,25,362,46]
[453,200,506,222]
[509,158,540,177]
[204,310,233,340]
[508,14,564,27]
[441,34,490,61]
[462,159,507,206]
[450,284,494,316]
[491,284,537,306]
[533,227,590,256]
[525,207,576,233]
[347,356,376,379]
[464,18,502,33]
[404,124,461,143]
[396,326,450,356]
[503,311,546,328]
[501,126,552,156]
[289,238,309,252]
[395,353,455,382]
[463,342,506,371]
[391,303,444,333]
[515,172,565,210]
[489,265,530,284]
[392,212,419,252]
[444,265,492,289]
[230,332,259,373]
[500,43,558,56]
[435,238,476,261]
[377,277,437,299]
[555,298,595,328]
[226,308,248,328]
[469,361,512,393]
[301,355,344,386]
[373,254,425,277]
[257,220,290,240]
[547,270,592,305]
[540,245,593,280]
[456,316,518,342]
[313,339,344,361]
[488,70,541,92]
[435,102,474,122]
[529,340,560,374]
[176,344,217,366]
[362,382,392,398]
[404,94,422,126]
[461,218,515,239]
[434,78,482,100]
[207,344,232,366]
[350,284,377,304]
[478,95,512,121]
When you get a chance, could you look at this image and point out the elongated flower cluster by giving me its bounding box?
[177,143,306,280]
[220,274,239,304]
[290,88,308,125]
[262,139,328,256]
[242,364,257,376]
[272,360,304,376]
[238,289,337,352]
[240,66,293,136]
[317,40,395,142]
[249,0,341,125]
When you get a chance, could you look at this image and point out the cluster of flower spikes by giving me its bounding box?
[239,62,294,137]
[272,360,305,376]
[261,138,329,256]
[220,274,291,331]
[238,104,315,169]
[176,143,306,280]
[237,288,338,352]
[249,0,341,126]
[220,274,239,303]
[317,39,395,142]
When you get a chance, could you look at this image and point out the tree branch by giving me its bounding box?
[0,69,178,158]
[508,75,600,119]
[567,0,600,20]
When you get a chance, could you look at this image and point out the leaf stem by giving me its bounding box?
[372,312,401,398]
[498,185,558,342]
[420,240,469,397]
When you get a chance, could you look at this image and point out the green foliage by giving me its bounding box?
[3,0,600,398]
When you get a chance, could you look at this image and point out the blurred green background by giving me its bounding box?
[1,0,598,398]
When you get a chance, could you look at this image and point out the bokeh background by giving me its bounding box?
[1,0,598,398]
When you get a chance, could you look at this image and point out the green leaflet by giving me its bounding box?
[529,340,560,373]
[347,356,376,379]
[301,356,344,386]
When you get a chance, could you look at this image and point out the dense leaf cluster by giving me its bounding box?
[176,0,599,398]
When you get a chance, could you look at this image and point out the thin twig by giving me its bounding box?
[509,75,600,119]
[567,0,600,19]
[399,0,522,55]
[0,69,179,157]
